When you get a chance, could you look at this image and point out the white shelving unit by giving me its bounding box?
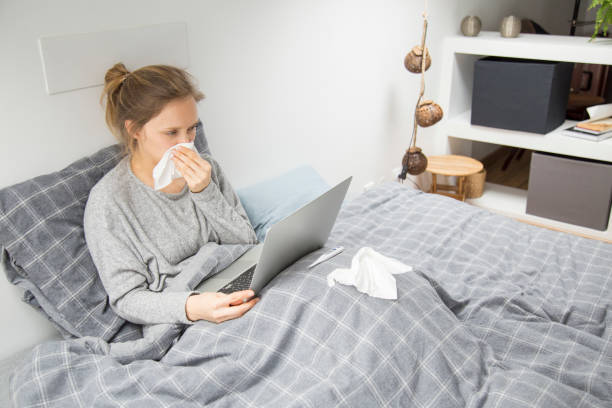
[437,31,612,242]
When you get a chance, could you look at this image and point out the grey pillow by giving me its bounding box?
[0,121,209,340]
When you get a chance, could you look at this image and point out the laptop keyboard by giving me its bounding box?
[218,265,256,294]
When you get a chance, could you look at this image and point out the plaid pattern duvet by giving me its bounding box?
[10,183,612,407]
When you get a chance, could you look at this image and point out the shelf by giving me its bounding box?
[467,183,611,242]
[443,111,612,162]
[437,32,612,242]
[444,31,612,65]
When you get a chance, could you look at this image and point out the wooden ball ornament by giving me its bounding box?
[416,100,443,127]
[461,16,482,37]
[404,46,431,73]
[400,146,428,177]
[500,15,521,38]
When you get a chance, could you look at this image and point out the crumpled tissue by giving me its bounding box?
[152,142,198,190]
[327,247,412,300]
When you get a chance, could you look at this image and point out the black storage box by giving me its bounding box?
[526,152,612,231]
[471,57,573,134]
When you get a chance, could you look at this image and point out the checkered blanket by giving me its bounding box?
[10,183,612,407]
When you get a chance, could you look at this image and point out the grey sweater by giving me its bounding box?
[84,153,258,325]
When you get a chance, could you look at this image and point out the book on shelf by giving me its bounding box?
[562,125,612,141]
[562,103,612,142]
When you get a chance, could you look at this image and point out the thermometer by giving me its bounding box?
[308,246,344,269]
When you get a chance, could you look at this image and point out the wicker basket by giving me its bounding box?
[465,169,486,198]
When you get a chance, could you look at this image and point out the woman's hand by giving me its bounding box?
[185,290,259,323]
[171,146,212,193]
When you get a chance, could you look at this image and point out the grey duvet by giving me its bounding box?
[10,183,612,407]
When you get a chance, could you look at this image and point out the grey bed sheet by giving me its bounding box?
[9,182,612,407]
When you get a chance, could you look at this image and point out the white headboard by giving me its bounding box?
[39,22,189,94]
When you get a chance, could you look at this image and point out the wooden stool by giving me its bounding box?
[426,155,484,201]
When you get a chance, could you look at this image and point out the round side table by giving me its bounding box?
[426,155,484,201]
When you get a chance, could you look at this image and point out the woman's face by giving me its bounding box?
[130,95,199,165]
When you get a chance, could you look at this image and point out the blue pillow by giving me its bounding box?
[237,165,330,241]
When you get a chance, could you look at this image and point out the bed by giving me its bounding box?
[1,128,611,407]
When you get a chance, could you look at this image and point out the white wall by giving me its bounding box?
[0,0,573,361]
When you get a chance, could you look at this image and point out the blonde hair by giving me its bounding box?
[101,63,205,155]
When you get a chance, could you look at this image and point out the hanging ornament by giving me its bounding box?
[400,147,428,179]
[398,4,437,181]
[416,100,444,127]
[404,46,431,73]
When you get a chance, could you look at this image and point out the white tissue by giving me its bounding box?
[327,247,412,300]
[152,142,198,190]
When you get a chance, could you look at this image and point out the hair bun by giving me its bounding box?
[104,62,130,85]
[101,62,130,113]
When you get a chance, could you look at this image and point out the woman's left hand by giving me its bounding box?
[171,146,212,193]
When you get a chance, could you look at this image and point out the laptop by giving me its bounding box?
[196,176,352,295]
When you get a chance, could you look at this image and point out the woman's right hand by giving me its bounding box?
[185,290,259,323]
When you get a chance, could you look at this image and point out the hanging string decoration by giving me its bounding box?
[398,4,444,181]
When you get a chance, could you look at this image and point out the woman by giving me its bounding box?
[84,63,259,326]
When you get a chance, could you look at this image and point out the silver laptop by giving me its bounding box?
[196,176,352,295]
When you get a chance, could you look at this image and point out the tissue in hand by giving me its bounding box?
[327,247,412,300]
[152,142,198,190]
